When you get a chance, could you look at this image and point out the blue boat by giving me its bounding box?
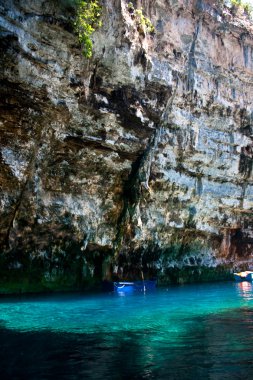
[234,271,253,282]
[113,280,156,293]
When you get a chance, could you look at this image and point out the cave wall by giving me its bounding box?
[0,0,253,291]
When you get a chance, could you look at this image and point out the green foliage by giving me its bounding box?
[127,2,155,35]
[230,0,253,15]
[216,0,253,17]
[242,1,253,15]
[74,0,102,59]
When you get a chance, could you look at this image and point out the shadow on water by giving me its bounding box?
[1,307,253,380]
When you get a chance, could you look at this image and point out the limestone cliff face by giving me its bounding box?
[0,0,253,290]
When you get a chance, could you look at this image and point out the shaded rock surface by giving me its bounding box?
[0,0,253,291]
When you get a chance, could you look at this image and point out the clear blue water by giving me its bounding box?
[1,281,253,379]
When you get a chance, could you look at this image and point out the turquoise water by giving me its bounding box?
[1,282,253,379]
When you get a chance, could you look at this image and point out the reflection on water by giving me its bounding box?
[236,281,253,301]
[1,282,253,379]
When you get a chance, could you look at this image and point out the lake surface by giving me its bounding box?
[1,281,253,379]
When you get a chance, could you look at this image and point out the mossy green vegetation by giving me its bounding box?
[127,2,155,35]
[74,0,102,58]
[0,266,100,294]
[159,265,233,285]
[0,244,103,294]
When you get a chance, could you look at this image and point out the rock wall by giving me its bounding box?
[0,0,253,291]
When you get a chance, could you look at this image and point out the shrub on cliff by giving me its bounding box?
[127,2,155,36]
[74,0,102,58]
[216,0,253,17]
[229,0,253,16]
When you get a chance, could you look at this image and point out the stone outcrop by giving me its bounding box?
[0,0,253,291]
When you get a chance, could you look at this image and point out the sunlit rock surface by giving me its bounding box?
[0,0,252,291]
